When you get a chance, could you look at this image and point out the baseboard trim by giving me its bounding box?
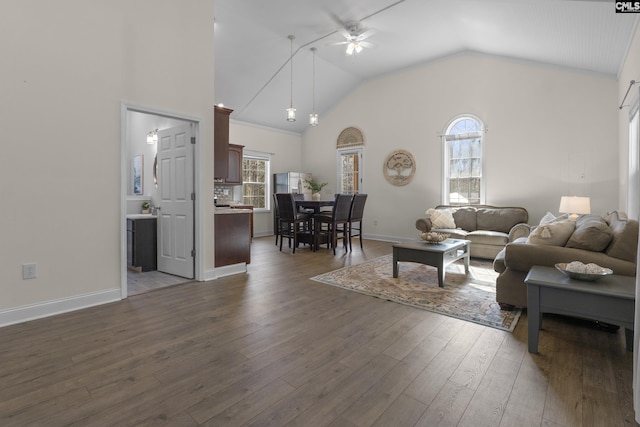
[0,288,122,328]
[214,263,247,278]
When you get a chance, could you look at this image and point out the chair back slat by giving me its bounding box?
[349,194,368,221]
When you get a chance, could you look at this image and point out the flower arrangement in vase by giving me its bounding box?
[304,178,327,201]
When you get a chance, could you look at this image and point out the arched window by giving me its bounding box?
[442,115,485,205]
[336,127,365,194]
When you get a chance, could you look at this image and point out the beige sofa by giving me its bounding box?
[415,205,529,259]
[493,211,638,309]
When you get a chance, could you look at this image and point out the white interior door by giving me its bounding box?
[157,124,194,278]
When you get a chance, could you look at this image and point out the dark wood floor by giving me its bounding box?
[0,236,637,426]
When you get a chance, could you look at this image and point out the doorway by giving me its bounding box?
[121,104,199,298]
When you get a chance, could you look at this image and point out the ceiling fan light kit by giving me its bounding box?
[346,42,363,55]
[336,20,375,55]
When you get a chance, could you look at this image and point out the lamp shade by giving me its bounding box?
[559,196,591,216]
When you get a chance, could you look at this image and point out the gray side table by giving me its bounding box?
[525,265,635,354]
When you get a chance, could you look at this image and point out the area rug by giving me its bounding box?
[310,254,521,332]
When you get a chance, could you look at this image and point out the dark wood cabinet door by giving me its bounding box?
[214,106,233,179]
[226,144,244,184]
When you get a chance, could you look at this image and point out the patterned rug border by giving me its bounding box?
[311,255,522,332]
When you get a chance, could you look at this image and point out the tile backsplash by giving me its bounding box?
[214,185,237,204]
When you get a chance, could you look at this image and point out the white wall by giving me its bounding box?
[302,52,619,240]
[0,1,215,324]
[229,121,303,235]
[618,24,640,213]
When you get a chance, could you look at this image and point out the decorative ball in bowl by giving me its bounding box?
[555,262,613,282]
[418,231,450,244]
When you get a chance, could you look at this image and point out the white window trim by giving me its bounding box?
[336,147,364,194]
[627,88,640,220]
[243,150,271,213]
[441,114,486,205]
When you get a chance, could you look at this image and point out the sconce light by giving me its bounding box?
[146,129,158,144]
[559,196,591,220]
[286,35,296,122]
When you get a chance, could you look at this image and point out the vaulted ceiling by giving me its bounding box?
[213,0,638,134]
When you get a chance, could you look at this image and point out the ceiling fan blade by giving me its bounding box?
[329,41,349,46]
[358,41,375,48]
[338,27,352,40]
[356,29,376,41]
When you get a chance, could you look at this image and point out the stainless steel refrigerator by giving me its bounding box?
[273,172,312,200]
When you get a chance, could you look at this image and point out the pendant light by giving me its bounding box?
[309,47,318,127]
[286,35,296,122]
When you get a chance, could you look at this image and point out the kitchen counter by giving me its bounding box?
[215,207,252,214]
[126,214,157,219]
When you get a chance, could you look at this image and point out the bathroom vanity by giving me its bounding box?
[126,215,157,271]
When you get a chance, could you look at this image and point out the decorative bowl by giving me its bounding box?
[555,262,613,282]
[418,231,450,244]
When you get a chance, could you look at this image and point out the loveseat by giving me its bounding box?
[415,205,529,259]
[493,211,638,308]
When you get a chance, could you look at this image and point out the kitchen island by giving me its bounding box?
[214,208,252,267]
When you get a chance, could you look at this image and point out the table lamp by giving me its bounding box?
[559,196,591,220]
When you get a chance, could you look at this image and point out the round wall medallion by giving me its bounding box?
[383,149,416,186]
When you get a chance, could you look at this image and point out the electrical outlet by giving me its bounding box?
[373,220,378,226]
[23,263,37,280]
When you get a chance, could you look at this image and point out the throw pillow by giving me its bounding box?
[539,211,557,224]
[426,208,456,229]
[565,214,613,252]
[527,219,575,246]
[605,211,638,262]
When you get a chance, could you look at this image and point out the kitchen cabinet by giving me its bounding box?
[215,210,251,267]
[127,217,157,271]
[214,105,233,180]
[225,144,244,185]
[231,204,253,238]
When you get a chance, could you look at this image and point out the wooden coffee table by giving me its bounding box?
[392,239,470,287]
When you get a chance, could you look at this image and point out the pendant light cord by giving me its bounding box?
[312,47,316,112]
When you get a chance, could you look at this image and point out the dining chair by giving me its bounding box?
[313,193,354,254]
[272,193,280,246]
[348,193,368,250]
[275,193,312,253]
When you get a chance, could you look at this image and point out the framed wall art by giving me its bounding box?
[383,149,416,186]
[132,154,144,195]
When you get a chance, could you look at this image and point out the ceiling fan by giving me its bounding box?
[331,21,376,55]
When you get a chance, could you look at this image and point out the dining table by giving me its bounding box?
[295,199,335,214]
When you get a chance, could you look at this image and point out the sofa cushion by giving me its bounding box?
[467,230,509,246]
[566,214,613,252]
[477,208,528,233]
[605,211,639,262]
[452,207,477,231]
[426,208,456,229]
[527,219,575,246]
[438,229,469,240]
